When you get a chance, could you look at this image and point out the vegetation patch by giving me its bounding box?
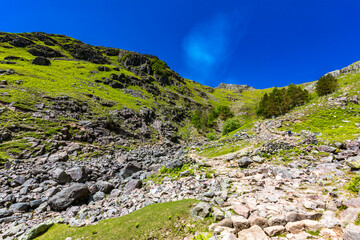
[35,199,213,240]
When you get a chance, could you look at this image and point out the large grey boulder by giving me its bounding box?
[190,202,211,220]
[95,181,114,193]
[51,168,71,184]
[119,162,141,179]
[123,179,142,194]
[237,157,253,168]
[32,56,51,66]
[343,224,360,240]
[48,152,68,162]
[48,183,90,211]
[237,225,268,240]
[346,156,360,170]
[66,166,88,182]
[9,203,30,212]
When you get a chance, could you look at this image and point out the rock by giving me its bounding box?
[35,202,48,214]
[231,215,250,232]
[13,176,26,186]
[32,56,51,66]
[250,217,269,229]
[318,145,337,153]
[0,208,13,218]
[301,219,324,231]
[93,191,106,201]
[340,208,360,222]
[343,224,360,240]
[237,157,253,168]
[66,166,88,183]
[216,218,234,228]
[9,202,30,212]
[95,181,114,193]
[43,187,60,198]
[123,179,142,194]
[285,221,305,234]
[119,162,142,179]
[253,156,264,163]
[213,207,224,221]
[51,168,71,184]
[237,225,268,240]
[110,189,122,198]
[22,221,54,240]
[48,183,90,210]
[268,216,286,226]
[190,202,211,220]
[232,204,250,218]
[320,211,342,228]
[303,200,317,210]
[343,197,360,208]
[48,151,68,162]
[346,156,360,169]
[264,225,286,237]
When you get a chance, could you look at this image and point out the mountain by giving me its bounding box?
[1,32,360,240]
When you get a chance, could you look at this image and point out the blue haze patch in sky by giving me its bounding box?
[182,11,248,85]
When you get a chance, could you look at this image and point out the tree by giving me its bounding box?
[316,74,338,96]
[222,119,242,135]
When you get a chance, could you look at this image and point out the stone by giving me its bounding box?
[66,166,88,183]
[123,179,142,194]
[320,211,342,228]
[48,151,68,162]
[93,191,106,201]
[213,207,224,221]
[9,202,30,212]
[13,176,26,186]
[347,156,360,169]
[343,224,360,240]
[32,56,51,66]
[251,216,269,229]
[190,202,211,220]
[318,145,337,153]
[51,168,71,184]
[285,221,305,234]
[232,204,250,218]
[268,216,286,226]
[22,221,54,240]
[340,208,360,222]
[343,197,360,208]
[0,208,13,218]
[301,219,324,231]
[264,225,286,237]
[43,187,60,198]
[119,162,142,179]
[216,218,233,228]
[48,183,90,210]
[237,157,253,168]
[231,215,250,232]
[95,181,114,193]
[303,200,317,210]
[237,225,269,240]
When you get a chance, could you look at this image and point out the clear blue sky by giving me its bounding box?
[2,0,360,88]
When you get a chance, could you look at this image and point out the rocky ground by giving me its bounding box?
[1,118,360,239]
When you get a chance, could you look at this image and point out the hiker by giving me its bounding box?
[288,130,292,137]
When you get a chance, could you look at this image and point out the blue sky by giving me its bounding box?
[2,0,360,88]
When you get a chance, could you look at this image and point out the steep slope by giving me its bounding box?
[0,32,241,163]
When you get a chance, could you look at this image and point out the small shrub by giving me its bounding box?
[206,131,218,141]
[222,119,241,135]
[347,176,360,193]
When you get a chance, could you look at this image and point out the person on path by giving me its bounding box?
[288,130,292,138]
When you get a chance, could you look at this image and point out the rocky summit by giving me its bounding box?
[0,32,360,240]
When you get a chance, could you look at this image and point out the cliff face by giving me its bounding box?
[216,83,254,93]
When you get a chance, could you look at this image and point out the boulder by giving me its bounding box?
[343,197,360,208]
[285,221,305,234]
[32,56,51,66]
[21,221,54,240]
[9,202,30,212]
[237,157,253,168]
[95,181,114,193]
[48,152,68,162]
[51,168,71,184]
[119,162,142,179]
[264,225,286,237]
[48,183,90,210]
[232,204,250,218]
[123,179,142,194]
[66,166,88,183]
[268,216,286,226]
[343,224,360,240]
[231,215,250,232]
[237,225,268,240]
[346,156,360,169]
[190,202,211,220]
[93,191,106,201]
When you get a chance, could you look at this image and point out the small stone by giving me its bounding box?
[343,224,360,240]
[264,225,286,237]
[237,225,268,240]
[231,215,250,232]
[232,204,250,218]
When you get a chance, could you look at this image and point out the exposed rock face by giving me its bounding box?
[32,56,51,66]
[216,83,254,92]
[28,45,64,58]
[48,183,90,211]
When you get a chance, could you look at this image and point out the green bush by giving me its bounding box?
[316,74,338,96]
[206,131,218,141]
[222,119,241,135]
[347,176,360,193]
